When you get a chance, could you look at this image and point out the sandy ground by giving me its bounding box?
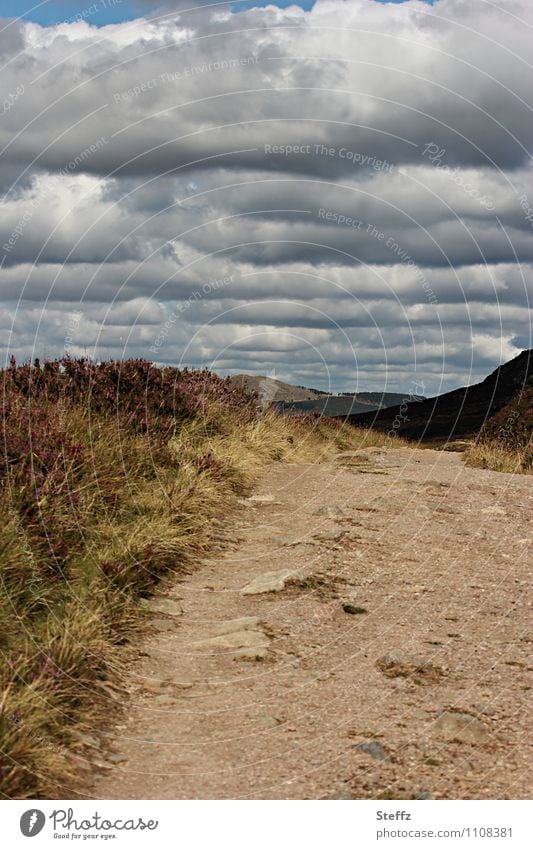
[91,446,532,800]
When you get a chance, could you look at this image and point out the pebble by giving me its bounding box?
[342,604,367,615]
[353,741,391,762]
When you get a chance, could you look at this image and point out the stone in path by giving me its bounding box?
[241,568,301,595]
[353,741,391,761]
[195,616,270,660]
[143,598,183,617]
[314,504,346,518]
[433,712,490,744]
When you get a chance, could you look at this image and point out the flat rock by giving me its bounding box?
[433,711,490,744]
[197,629,269,650]
[145,598,183,617]
[209,616,261,636]
[241,569,300,595]
[314,504,346,518]
[353,741,391,761]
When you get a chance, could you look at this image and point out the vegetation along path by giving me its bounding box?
[93,446,532,800]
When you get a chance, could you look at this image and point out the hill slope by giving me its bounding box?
[346,349,532,441]
[229,374,323,402]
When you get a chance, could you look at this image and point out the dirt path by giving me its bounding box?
[92,446,532,800]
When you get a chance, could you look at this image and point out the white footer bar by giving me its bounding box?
[2,799,531,848]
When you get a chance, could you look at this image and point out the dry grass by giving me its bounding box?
[0,374,396,798]
[464,440,532,475]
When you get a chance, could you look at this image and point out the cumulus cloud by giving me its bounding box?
[0,0,531,391]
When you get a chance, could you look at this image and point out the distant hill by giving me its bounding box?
[346,349,533,441]
[272,392,416,417]
[229,374,322,402]
[228,374,423,416]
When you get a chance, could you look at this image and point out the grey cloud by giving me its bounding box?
[0,19,24,58]
[1,0,531,390]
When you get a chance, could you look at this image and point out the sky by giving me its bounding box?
[0,1,435,28]
[0,0,531,394]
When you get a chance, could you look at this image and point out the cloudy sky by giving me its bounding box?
[0,0,531,393]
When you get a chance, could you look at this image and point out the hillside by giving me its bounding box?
[481,384,533,446]
[346,349,532,442]
[274,392,417,417]
[465,381,533,473]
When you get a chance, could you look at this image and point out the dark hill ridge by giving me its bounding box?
[272,392,414,417]
[345,349,533,441]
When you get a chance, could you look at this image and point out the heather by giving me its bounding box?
[0,357,390,797]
